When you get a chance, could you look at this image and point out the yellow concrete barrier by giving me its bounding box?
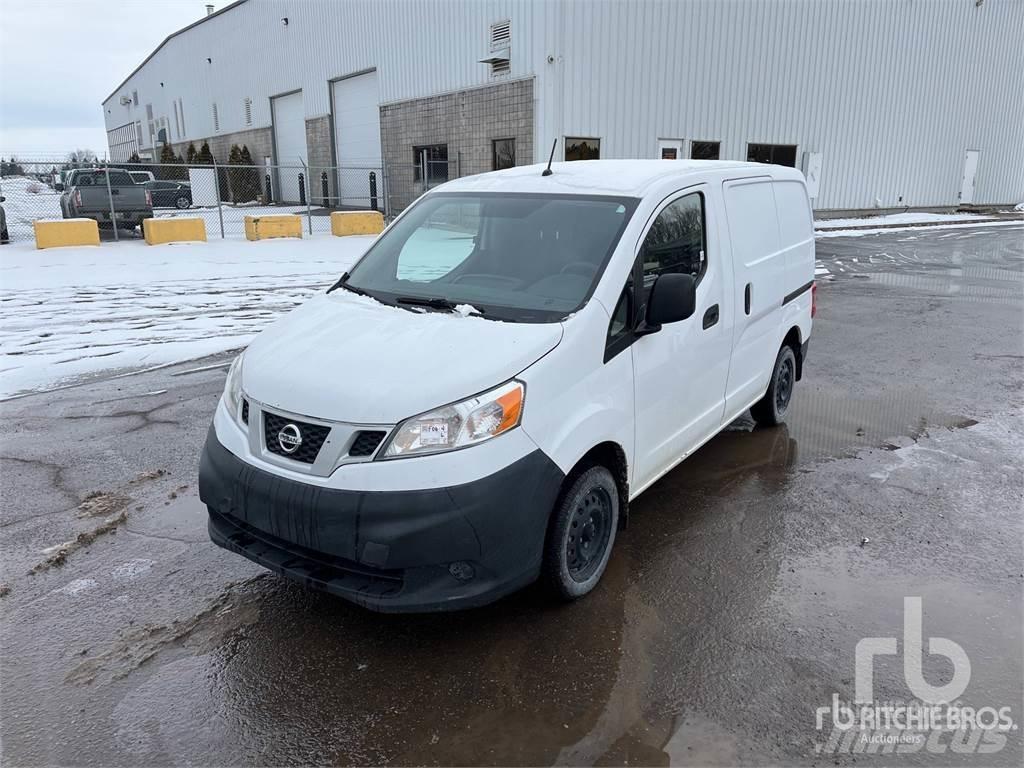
[331,210,385,236]
[143,217,207,245]
[244,214,303,241]
[33,218,100,249]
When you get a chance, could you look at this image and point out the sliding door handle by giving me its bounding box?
[744,283,752,315]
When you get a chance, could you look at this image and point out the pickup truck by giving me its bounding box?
[59,169,153,230]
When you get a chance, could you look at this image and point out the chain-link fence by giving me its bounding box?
[0,154,389,243]
[385,157,462,214]
[0,150,477,243]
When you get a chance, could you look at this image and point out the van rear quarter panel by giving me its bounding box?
[723,177,787,412]
[774,177,815,352]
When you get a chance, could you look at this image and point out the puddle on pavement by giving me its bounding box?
[767,384,978,465]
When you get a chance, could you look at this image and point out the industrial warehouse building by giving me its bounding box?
[102,0,1024,214]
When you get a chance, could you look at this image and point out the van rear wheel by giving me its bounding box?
[751,344,797,427]
[543,465,619,601]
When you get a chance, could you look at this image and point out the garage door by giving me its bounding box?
[271,90,307,203]
[331,71,381,209]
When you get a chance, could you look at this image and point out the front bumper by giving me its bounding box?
[199,427,565,612]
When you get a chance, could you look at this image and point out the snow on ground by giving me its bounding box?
[813,211,1000,229]
[1,176,62,241]
[815,219,1023,238]
[0,235,373,399]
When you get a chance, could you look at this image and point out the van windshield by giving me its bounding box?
[343,192,639,322]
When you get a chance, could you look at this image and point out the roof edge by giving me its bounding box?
[102,0,249,106]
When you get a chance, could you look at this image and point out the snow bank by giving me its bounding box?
[815,219,1023,239]
[0,235,374,398]
[1,176,62,241]
[814,211,997,229]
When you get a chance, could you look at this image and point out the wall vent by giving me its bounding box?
[490,19,510,49]
[212,102,220,132]
[244,97,252,126]
[483,19,511,76]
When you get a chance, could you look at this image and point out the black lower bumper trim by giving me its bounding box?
[199,427,565,612]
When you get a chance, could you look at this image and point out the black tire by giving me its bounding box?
[1,228,9,244]
[751,344,798,427]
[174,195,191,209]
[543,465,619,601]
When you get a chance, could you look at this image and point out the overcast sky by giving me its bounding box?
[0,0,211,159]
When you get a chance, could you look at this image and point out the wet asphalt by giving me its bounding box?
[1,225,1022,766]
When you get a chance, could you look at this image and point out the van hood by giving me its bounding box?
[241,292,563,424]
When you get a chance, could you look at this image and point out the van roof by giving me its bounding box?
[442,159,804,197]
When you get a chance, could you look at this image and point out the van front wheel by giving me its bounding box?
[751,344,797,427]
[543,465,619,601]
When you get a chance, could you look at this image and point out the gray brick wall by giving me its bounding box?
[381,77,534,212]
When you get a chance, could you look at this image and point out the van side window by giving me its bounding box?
[640,192,707,287]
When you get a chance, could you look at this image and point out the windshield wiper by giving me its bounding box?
[395,296,461,312]
[326,272,374,299]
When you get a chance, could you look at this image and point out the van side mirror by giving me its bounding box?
[642,273,696,332]
[55,183,64,192]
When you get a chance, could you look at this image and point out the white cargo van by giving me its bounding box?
[199,160,815,612]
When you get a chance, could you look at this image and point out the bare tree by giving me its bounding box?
[65,149,97,166]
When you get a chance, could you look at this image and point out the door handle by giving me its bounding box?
[744,283,752,315]
[111,189,120,195]
[702,304,719,330]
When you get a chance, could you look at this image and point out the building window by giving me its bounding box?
[413,144,449,187]
[747,143,797,167]
[565,137,600,161]
[492,138,515,170]
[691,141,720,160]
[132,90,139,106]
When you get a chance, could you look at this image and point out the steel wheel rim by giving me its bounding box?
[566,486,612,582]
[776,356,794,412]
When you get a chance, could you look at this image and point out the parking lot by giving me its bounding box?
[1,225,1021,765]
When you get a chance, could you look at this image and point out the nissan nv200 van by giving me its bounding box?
[199,160,815,612]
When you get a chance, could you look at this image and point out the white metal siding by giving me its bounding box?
[103,0,1024,210]
[532,0,1024,209]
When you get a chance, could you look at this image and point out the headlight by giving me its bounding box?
[382,380,524,459]
[222,353,244,422]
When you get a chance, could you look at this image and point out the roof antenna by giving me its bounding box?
[541,138,557,176]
